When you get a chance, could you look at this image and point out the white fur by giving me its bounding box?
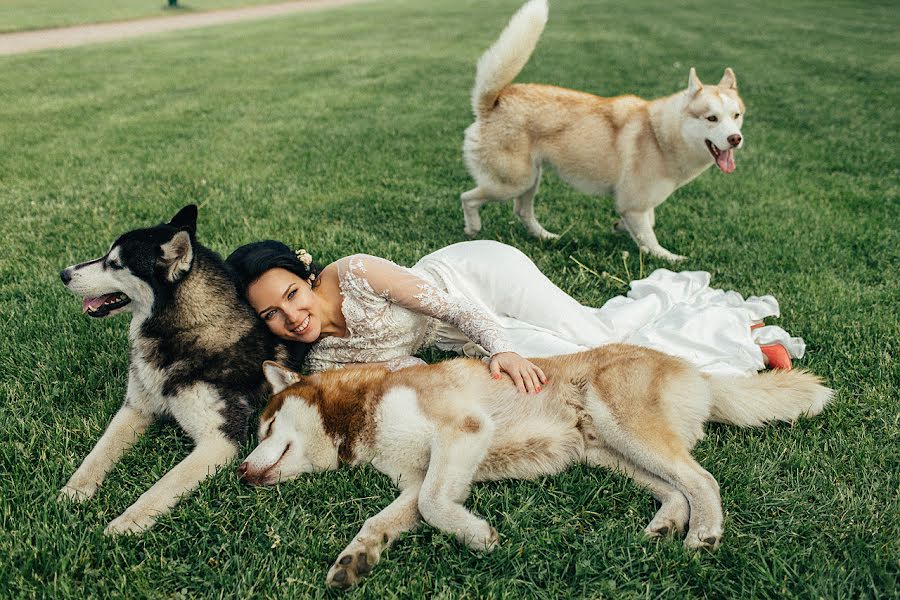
[370,386,434,486]
[461,1,747,261]
[243,347,833,587]
[471,0,548,116]
[59,242,238,535]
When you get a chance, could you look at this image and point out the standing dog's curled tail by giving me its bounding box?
[471,0,549,118]
[706,370,834,427]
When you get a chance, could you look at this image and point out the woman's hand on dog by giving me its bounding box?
[489,352,547,394]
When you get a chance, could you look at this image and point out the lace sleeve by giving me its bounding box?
[336,254,515,356]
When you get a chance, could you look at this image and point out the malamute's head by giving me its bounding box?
[60,205,198,319]
[681,67,745,174]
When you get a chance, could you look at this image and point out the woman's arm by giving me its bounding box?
[338,255,546,393]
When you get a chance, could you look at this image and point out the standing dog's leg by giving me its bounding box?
[617,210,685,262]
[326,483,423,589]
[59,402,154,502]
[513,167,558,240]
[461,187,492,237]
[104,435,236,535]
[418,415,498,551]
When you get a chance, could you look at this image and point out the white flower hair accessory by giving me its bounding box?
[295,248,315,281]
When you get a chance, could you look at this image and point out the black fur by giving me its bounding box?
[113,207,308,444]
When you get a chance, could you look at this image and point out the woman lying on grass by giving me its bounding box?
[226,240,805,392]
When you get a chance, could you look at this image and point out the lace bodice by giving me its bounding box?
[304,254,514,372]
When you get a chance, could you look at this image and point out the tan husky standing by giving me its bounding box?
[461,0,746,261]
[239,345,832,588]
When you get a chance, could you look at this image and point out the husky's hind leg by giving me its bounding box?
[418,413,498,551]
[514,166,558,240]
[586,445,690,537]
[327,482,423,589]
[588,399,722,548]
[461,187,493,237]
[60,401,154,502]
[608,436,722,549]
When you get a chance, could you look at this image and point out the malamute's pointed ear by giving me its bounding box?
[169,205,198,234]
[687,67,703,96]
[263,361,301,394]
[718,67,737,90]
[160,231,193,282]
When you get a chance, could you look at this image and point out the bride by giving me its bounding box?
[225,240,805,394]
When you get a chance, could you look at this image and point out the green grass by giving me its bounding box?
[0,0,294,33]
[0,0,898,597]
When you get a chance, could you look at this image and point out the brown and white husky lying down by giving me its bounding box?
[239,345,832,588]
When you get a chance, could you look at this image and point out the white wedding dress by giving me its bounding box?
[305,241,805,377]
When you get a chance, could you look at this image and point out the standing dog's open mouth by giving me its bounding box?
[705,139,736,174]
[82,292,131,318]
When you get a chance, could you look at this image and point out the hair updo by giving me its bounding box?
[225,240,322,297]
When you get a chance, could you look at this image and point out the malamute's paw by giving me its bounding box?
[58,483,96,503]
[327,540,380,589]
[463,225,481,238]
[684,526,722,551]
[104,511,156,536]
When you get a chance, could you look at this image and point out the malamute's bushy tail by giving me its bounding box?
[471,0,549,117]
[707,370,834,427]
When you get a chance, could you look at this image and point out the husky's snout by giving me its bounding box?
[60,268,72,285]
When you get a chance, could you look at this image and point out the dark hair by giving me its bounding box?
[225,240,322,298]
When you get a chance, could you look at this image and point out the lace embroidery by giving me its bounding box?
[304,254,513,373]
[409,283,514,356]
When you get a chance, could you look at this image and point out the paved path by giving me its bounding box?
[0,0,367,56]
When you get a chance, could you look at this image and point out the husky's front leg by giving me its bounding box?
[618,209,685,262]
[59,403,154,502]
[418,416,499,552]
[327,484,422,589]
[104,436,236,535]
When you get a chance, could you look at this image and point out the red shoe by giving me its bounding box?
[760,343,792,370]
[751,323,792,370]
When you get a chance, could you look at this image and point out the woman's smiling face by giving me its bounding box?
[246,268,321,343]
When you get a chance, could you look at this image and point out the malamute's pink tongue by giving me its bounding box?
[717,148,735,173]
[82,296,108,314]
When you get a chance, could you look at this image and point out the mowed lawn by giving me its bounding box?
[0,0,293,33]
[0,0,897,597]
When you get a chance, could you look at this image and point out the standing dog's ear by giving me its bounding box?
[718,67,737,90]
[160,231,194,282]
[263,361,302,394]
[169,205,198,234]
[687,67,703,96]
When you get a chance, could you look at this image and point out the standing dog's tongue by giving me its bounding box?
[716,148,735,173]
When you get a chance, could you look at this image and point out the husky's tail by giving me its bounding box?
[471,0,549,118]
[706,370,834,427]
